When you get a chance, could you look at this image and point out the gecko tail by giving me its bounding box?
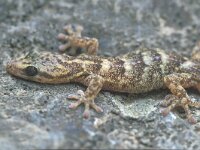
[188,100,200,108]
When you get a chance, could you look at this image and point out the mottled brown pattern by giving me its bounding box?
[6,24,200,122]
[107,58,125,79]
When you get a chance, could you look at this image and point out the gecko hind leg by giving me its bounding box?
[57,24,99,55]
[162,73,200,124]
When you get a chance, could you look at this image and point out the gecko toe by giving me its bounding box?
[77,90,85,96]
[161,95,198,124]
[91,103,103,112]
[161,96,179,116]
[83,110,90,119]
[67,91,102,119]
[182,104,197,124]
[161,101,177,116]
[68,100,82,109]
[57,33,66,40]
[68,94,80,100]
[63,24,83,37]
[161,108,171,116]
[187,116,197,124]
[160,94,177,107]
[59,44,70,52]
[68,90,85,100]
[82,102,102,118]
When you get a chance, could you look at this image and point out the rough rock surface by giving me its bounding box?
[1,0,200,149]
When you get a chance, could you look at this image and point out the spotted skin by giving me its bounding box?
[6,24,200,123]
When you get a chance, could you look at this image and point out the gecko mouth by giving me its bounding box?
[6,60,37,81]
[6,60,60,83]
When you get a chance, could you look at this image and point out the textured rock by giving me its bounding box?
[0,0,200,149]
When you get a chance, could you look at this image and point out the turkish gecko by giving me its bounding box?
[6,24,200,123]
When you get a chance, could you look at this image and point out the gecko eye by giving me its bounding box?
[24,66,38,76]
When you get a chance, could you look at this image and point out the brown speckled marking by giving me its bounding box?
[108,58,125,79]
[6,24,200,123]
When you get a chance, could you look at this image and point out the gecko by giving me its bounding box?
[6,24,200,123]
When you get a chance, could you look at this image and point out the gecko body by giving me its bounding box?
[6,24,200,123]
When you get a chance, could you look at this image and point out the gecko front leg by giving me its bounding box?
[68,75,104,118]
[57,24,99,55]
[162,73,200,124]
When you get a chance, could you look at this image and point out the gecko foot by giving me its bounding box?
[57,24,98,55]
[68,90,103,119]
[161,94,199,124]
[63,24,83,37]
[57,24,83,53]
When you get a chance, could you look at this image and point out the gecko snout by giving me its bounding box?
[6,60,17,75]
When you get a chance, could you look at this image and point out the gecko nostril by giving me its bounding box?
[6,60,16,72]
[6,62,12,69]
[6,62,13,73]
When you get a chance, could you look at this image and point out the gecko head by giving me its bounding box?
[6,51,79,83]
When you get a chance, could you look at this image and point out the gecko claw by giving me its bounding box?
[83,109,90,119]
[59,44,70,52]
[57,33,66,40]
[187,116,197,124]
[90,103,103,112]
[161,108,171,117]
[68,94,80,100]
[68,101,82,109]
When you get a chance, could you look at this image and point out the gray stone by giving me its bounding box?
[0,0,200,149]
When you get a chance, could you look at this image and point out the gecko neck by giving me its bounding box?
[78,54,106,72]
[70,55,107,82]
